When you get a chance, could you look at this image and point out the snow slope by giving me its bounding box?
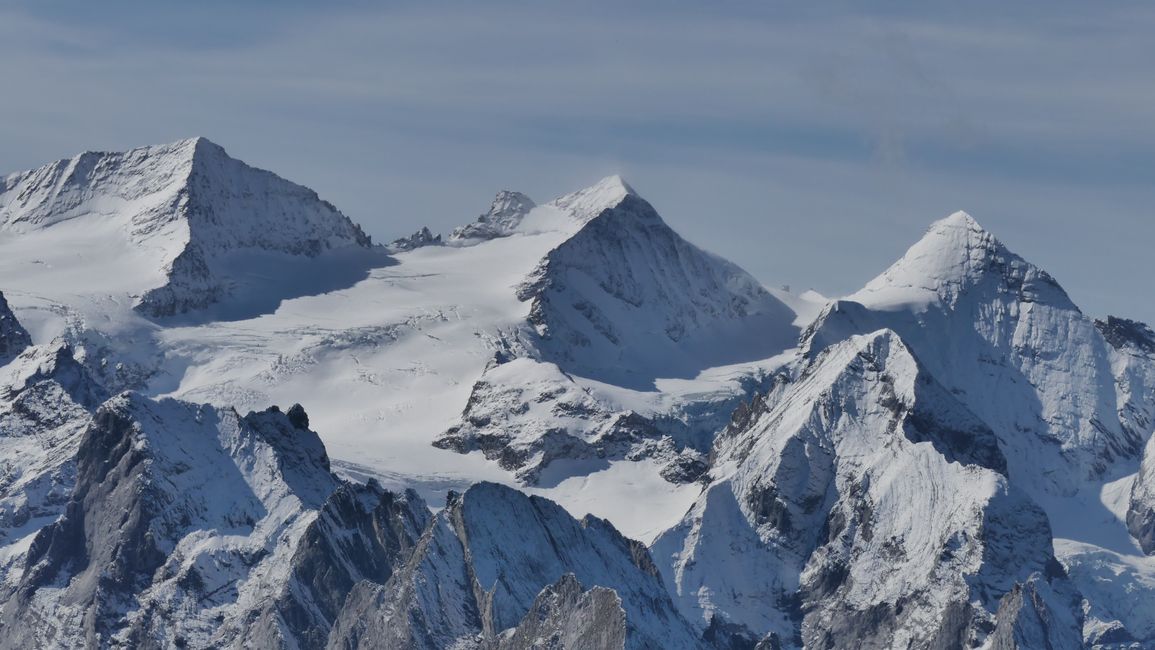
[803,212,1148,497]
[0,137,372,317]
[653,330,1074,648]
[0,141,819,543]
[7,137,1155,648]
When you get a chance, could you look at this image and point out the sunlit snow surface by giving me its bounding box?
[0,160,818,543]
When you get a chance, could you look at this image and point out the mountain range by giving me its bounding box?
[1,138,1152,649]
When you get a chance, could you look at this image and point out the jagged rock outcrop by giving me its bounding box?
[0,138,372,316]
[652,330,1078,648]
[328,482,702,650]
[449,191,536,242]
[0,385,705,649]
[1127,434,1155,554]
[1096,316,1155,356]
[0,394,347,648]
[0,337,106,581]
[389,226,443,252]
[0,293,31,366]
[491,574,627,650]
[434,356,675,484]
[239,482,431,648]
[7,139,1155,649]
[989,576,1083,650]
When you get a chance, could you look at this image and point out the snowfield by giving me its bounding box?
[1,138,1153,648]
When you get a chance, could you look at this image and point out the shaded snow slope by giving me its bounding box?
[0,138,373,317]
[803,212,1151,497]
[435,176,805,484]
[519,176,797,386]
[790,212,1155,646]
[652,330,1075,648]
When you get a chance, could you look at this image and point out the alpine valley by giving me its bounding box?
[0,138,1152,649]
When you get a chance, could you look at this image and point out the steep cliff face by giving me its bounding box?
[449,190,536,243]
[802,212,1150,497]
[652,331,1078,648]
[0,384,705,649]
[0,306,106,585]
[0,395,346,648]
[328,482,701,650]
[0,293,31,366]
[491,574,627,650]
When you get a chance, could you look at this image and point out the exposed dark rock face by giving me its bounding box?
[4,397,169,647]
[491,574,626,650]
[1096,316,1155,356]
[449,190,536,242]
[0,389,710,649]
[328,482,702,650]
[989,576,1083,650]
[286,402,310,430]
[388,226,443,252]
[1128,432,1155,554]
[434,362,674,485]
[654,330,1080,649]
[0,339,105,577]
[238,483,431,648]
[0,292,31,366]
[0,393,348,648]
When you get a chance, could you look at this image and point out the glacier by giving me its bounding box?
[0,139,1153,648]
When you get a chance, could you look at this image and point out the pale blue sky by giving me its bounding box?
[2,2,1154,322]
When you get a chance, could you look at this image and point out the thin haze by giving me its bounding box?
[2,2,1153,322]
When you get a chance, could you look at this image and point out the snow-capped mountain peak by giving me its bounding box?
[517,177,798,384]
[547,174,636,224]
[855,209,1074,311]
[0,138,374,317]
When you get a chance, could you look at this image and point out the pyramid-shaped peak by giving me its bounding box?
[912,210,1000,259]
[549,175,639,223]
[854,210,1074,310]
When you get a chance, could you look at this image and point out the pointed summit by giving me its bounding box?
[548,175,637,223]
[938,209,983,230]
[0,138,372,316]
[854,210,1072,310]
[183,136,228,162]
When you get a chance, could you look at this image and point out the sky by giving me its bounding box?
[2,2,1154,322]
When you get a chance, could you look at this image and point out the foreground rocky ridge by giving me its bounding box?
[0,294,705,649]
